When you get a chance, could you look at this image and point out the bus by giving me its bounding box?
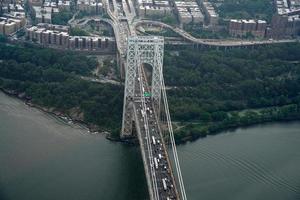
[162,178,167,191]
[152,136,156,145]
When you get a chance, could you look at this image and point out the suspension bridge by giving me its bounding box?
[121,36,187,200]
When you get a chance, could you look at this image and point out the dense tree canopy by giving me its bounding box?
[218,0,273,21]
[164,43,300,141]
[0,43,123,131]
[52,10,73,25]
[1,42,300,142]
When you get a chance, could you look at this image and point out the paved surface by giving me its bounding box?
[133,69,179,200]
[134,20,298,47]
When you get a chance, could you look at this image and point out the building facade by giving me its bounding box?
[25,24,116,52]
[229,19,267,38]
[174,1,204,25]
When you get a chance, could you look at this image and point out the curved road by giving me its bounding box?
[69,15,125,56]
[134,20,298,47]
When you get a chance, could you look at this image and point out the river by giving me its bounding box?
[0,92,299,200]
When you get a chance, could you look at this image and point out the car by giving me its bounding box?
[154,157,159,169]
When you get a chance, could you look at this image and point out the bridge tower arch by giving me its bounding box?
[121,36,164,138]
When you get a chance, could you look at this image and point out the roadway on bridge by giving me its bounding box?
[133,66,179,200]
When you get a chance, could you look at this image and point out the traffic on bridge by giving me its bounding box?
[121,36,187,200]
[134,68,179,199]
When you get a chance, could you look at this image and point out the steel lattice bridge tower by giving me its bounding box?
[121,36,187,200]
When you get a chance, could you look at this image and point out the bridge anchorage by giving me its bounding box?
[121,36,187,200]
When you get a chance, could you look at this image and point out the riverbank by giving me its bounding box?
[1,90,300,200]
[0,88,142,144]
[3,87,300,145]
[164,43,300,143]
[0,88,114,138]
[0,92,150,200]
[175,104,300,143]
[1,42,300,144]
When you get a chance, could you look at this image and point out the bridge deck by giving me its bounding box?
[132,68,179,200]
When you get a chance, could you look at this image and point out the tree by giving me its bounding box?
[52,10,73,25]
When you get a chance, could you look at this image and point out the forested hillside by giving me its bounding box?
[164,43,300,142]
[0,43,123,134]
[1,42,300,142]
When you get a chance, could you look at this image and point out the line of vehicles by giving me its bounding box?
[137,72,176,200]
[151,135,176,199]
[138,104,176,199]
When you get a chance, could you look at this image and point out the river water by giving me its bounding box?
[0,92,299,200]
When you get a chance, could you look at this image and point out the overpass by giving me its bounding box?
[134,20,298,47]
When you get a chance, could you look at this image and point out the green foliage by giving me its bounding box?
[16,29,26,37]
[52,10,73,25]
[100,59,113,76]
[166,43,300,116]
[0,43,122,131]
[70,27,90,36]
[176,104,300,142]
[75,10,91,19]
[0,43,96,75]
[1,41,300,142]
[144,28,179,37]
[0,34,7,42]
[185,26,231,39]
[147,14,177,26]
[165,43,300,142]
[161,15,177,26]
[218,0,273,22]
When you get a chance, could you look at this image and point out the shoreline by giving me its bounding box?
[2,88,299,144]
[175,110,300,144]
[175,118,300,144]
[0,88,123,142]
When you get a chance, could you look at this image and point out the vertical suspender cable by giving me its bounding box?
[161,78,188,200]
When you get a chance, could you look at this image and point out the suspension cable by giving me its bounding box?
[161,78,188,200]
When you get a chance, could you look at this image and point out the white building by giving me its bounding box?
[139,5,172,17]
[137,0,172,18]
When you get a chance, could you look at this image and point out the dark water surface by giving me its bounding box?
[0,92,299,200]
